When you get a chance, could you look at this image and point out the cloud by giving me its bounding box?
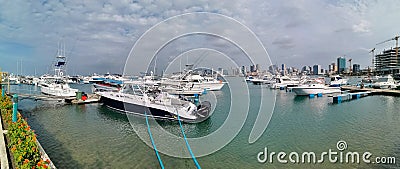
[0,0,400,75]
[352,20,371,33]
[272,35,295,49]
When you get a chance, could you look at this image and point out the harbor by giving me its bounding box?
[1,47,400,168]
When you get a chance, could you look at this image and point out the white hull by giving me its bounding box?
[194,82,224,91]
[372,75,397,89]
[291,86,341,96]
[40,84,78,97]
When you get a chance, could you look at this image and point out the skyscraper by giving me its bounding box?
[337,57,346,74]
[313,64,322,75]
[281,64,286,75]
[353,64,360,73]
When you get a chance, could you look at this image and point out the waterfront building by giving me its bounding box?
[301,66,311,75]
[281,64,286,76]
[353,64,361,74]
[374,47,400,74]
[268,65,279,74]
[241,66,247,75]
[313,64,322,75]
[333,63,338,72]
[250,65,255,72]
[328,64,333,74]
[337,57,346,74]
[256,64,260,72]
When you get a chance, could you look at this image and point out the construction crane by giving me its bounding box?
[369,48,375,75]
[376,35,399,66]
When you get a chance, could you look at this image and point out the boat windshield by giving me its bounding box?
[331,77,342,81]
[122,84,144,96]
[377,78,389,82]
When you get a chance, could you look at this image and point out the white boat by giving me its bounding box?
[251,75,273,85]
[270,76,300,89]
[162,73,225,91]
[291,80,341,96]
[329,75,348,87]
[41,79,78,97]
[161,85,205,96]
[40,41,78,97]
[8,74,20,85]
[372,75,397,89]
[98,83,211,123]
[245,76,254,82]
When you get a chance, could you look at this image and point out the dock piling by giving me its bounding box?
[12,94,18,122]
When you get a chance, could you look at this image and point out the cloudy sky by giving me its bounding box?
[1,0,399,75]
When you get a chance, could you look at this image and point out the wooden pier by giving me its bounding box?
[68,94,100,104]
[341,86,400,96]
[7,93,100,104]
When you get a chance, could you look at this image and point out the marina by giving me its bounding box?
[1,1,400,168]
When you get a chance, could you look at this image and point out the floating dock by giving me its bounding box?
[333,91,371,103]
[6,93,100,104]
[341,86,400,96]
[67,94,100,104]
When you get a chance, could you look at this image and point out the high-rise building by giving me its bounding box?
[256,64,260,72]
[328,64,333,72]
[268,65,278,74]
[353,64,361,73]
[313,64,322,75]
[332,63,338,72]
[281,64,286,75]
[375,47,400,74]
[241,66,247,75]
[337,57,346,74]
[301,66,310,74]
[250,65,255,72]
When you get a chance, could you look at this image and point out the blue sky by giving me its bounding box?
[1,0,400,75]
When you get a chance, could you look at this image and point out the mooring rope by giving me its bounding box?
[176,110,201,169]
[144,110,165,169]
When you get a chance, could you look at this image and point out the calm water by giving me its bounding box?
[9,79,400,169]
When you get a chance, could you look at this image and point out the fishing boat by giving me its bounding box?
[98,83,211,123]
[41,78,78,97]
[40,41,78,97]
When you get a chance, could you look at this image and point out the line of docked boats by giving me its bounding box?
[6,42,223,123]
[247,73,400,96]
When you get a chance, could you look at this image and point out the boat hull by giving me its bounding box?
[41,86,78,97]
[100,93,211,123]
[291,87,341,96]
[100,95,175,119]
